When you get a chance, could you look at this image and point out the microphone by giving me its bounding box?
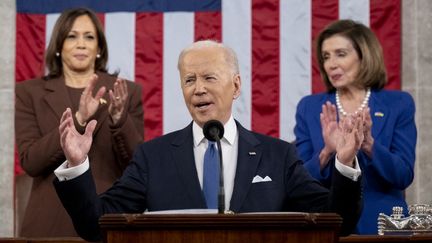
[203,120,225,214]
[203,120,224,142]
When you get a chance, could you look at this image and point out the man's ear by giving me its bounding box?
[233,74,241,99]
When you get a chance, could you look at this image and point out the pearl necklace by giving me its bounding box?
[335,88,371,116]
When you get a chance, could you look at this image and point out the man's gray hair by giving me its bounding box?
[177,40,240,75]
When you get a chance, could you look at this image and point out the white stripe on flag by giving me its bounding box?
[105,12,136,81]
[339,0,370,26]
[46,13,60,50]
[280,0,311,142]
[223,0,252,130]
[163,12,194,134]
[46,14,61,74]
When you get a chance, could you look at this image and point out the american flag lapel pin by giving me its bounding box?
[374,112,384,117]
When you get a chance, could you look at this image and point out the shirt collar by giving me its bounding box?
[192,115,237,147]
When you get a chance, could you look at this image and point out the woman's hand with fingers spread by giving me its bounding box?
[59,108,97,167]
[336,113,364,167]
[76,74,106,126]
[319,101,340,169]
[108,78,128,125]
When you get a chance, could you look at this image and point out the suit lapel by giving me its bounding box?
[229,122,262,212]
[369,91,389,138]
[171,123,207,208]
[44,77,72,121]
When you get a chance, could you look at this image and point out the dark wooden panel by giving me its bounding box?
[0,238,85,243]
[100,213,342,243]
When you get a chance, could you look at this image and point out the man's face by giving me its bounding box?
[179,47,241,128]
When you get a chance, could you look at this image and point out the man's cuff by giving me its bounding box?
[54,157,90,181]
[335,155,362,181]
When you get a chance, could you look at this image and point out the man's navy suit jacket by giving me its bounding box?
[55,121,361,241]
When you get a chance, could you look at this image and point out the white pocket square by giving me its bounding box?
[251,175,272,183]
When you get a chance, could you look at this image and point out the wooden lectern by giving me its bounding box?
[99,213,342,243]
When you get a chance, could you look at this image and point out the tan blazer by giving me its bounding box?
[15,72,144,237]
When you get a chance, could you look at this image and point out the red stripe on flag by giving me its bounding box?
[135,13,164,141]
[311,0,338,94]
[194,11,222,42]
[370,0,401,90]
[251,0,280,137]
[15,14,46,82]
[96,13,105,26]
[15,14,46,175]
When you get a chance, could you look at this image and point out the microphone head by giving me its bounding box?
[203,120,224,142]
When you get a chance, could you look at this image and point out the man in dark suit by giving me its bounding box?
[54,40,363,242]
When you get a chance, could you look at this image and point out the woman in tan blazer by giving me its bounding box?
[15,7,144,237]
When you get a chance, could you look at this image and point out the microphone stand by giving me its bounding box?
[204,120,227,214]
[215,138,225,214]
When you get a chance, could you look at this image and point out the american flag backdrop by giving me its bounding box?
[15,0,401,174]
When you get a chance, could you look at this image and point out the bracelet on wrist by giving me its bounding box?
[75,112,87,127]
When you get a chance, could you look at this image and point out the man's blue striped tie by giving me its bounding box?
[203,141,219,209]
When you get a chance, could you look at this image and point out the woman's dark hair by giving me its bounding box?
[316,19,387,92]
[45,7,108,79]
